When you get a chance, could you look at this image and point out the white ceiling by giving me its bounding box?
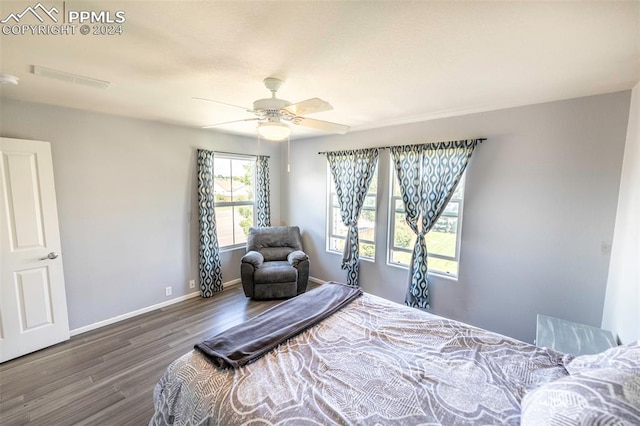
[1,1,638,140]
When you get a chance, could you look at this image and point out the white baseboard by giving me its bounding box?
[224,278,241,289]
[70,278,242,337]
[309,276,327,285]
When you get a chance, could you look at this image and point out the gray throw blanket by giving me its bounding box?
[195,282,362,368]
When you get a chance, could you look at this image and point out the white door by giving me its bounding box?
[0,138,69,363]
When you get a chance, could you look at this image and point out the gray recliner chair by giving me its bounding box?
[241,226,310,299]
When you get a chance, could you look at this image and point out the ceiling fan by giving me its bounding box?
[195,77,350,141]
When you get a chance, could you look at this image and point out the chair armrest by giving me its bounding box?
[287,250,308,266]
[242,251,264,268]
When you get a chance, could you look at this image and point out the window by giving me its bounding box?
[213,155,255,249]
[327,163,378,260]
[389,168,465,276]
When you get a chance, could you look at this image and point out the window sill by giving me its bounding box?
[429,271,459,282]
[386,261,459,281]
[220,245,247,253]
[326,249,376,263]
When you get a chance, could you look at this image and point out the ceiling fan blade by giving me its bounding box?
[193,97,250,111]
[202,118,261,129]
[295,117,350,134]
[284,98,333,116]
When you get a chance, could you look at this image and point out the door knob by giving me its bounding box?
[39,252,59,260]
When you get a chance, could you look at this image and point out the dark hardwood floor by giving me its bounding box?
[0,283,318,425]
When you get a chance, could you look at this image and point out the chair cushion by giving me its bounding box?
[254,282,298,299]
[260,247,295,262]
[254,261,298,284]
[287,250,309,266]
[247,226,303,261]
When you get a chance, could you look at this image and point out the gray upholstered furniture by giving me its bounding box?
[241,226,309,299]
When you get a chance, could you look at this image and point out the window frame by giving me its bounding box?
[326,163,378,261]
[387,161,466,278]
[213,153,257,251]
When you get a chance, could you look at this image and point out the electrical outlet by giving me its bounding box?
[165,286,172,296]
[189,280,196,289]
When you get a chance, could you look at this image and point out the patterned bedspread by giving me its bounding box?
[151,293,569,425]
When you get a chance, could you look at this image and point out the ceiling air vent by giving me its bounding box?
[31,65,110,90]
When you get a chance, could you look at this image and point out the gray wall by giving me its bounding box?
[283,91,630,343]
[602,84,640,344]
[0,91,631,342]
[0,99,282,330]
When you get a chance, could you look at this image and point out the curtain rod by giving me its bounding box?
[317,138,486,155]
[212,150,270,158]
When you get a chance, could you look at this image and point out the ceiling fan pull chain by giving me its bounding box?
[257,131,261,156]
[287,135,291,173]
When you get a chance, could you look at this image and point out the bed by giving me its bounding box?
[151,283,640,425]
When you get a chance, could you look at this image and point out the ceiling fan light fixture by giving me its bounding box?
[198,77,348,137]
[0,73,19,85]
[258,121,290,141]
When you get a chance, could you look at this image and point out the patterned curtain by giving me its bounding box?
[255,155,271,227]
[326,148,379,286]
[391,140,479,308]
[197,149,223,297]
